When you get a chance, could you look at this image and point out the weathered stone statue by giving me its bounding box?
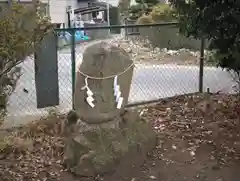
[74,41,133,125]
[64,41,156,177]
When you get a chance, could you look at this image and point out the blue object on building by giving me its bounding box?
[75,31,89,41]
[59,30,89,43]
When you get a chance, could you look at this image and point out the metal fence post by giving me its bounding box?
[199,38,205,93]
[107,3,110,36]
[70,29,76,109]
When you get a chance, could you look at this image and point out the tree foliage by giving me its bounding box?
[150,4,176,22]
[135,0,159,5]
[118,0,131,15]
[136,3,176,24]
[128,0,159,20]
[0,1,53,121]
[137,14,154,24]
[169,0,240,72]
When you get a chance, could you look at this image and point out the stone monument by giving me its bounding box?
[64,41,157,177]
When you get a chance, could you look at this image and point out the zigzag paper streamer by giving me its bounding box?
[113,76,124,109]
[81,77,95,108]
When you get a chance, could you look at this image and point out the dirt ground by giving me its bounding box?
[0,93,239,181]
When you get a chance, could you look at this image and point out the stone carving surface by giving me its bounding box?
[74,41,133,124]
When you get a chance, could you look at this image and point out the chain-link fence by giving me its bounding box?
[64,23,234,104]
[3,23,235,128]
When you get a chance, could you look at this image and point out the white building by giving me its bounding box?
[0,0,169,24]
[0,0,108,25]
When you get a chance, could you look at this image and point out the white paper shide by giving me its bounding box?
[81,77,95,108]
[114,76,123,109]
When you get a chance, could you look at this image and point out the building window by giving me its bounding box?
[92,11,98,18]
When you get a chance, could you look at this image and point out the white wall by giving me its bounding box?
[49,0,91,24]
[99,0,118,6]
[46,0,67,24]
[68,1,90,22]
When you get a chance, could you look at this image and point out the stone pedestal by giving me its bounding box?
[64,110,157,176]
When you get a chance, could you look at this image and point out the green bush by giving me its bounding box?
[128,0,159,20]
[118,0,131,15]
[137,4,203,50]
[128,4,144,20]
[137,14,154,24]
[169,0,240,73]
[150,4,177,22]
[0,1,53,125]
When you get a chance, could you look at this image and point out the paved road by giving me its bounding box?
[3,43,235,128]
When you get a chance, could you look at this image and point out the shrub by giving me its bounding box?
[137,14,154,24]
[128,0,159,20]
[150,4,177,22]
[169,0,240,92]
[137,4,200,50]
[0,1,53,125]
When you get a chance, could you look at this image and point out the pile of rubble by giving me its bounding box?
[108,36,213,65]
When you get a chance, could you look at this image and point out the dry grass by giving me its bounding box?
[0,110,66,181]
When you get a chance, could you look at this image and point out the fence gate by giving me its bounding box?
[35,33,59,108]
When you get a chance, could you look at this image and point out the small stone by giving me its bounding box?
[172,145,177,150]
[190,151,195,156]
[149,175,156,179]
[166,108,171,114]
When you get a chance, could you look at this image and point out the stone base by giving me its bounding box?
[63,110,157,177]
